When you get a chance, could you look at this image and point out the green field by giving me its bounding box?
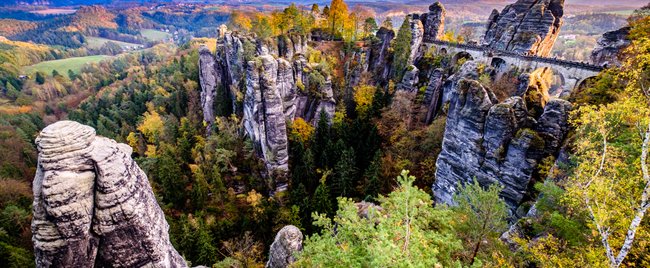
[604,10,635,16]
[85,36,142,49]
[23,55,112,76]
[140,29,172,42]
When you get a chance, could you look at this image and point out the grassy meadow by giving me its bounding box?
[23,55,112,76]
[140,29,172,41]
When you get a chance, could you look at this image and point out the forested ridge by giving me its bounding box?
[0,1,649,267]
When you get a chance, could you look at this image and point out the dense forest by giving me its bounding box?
[0,0,649,267]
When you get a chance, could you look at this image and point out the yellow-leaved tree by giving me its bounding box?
[327,0,348,38]
[137,102,165,144]
[565,6,650,267]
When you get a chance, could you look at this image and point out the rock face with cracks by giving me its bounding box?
[243,53,291,181]
[32,120,186,268]
[483,0,564,57]
[420,1,446,43]
[199,45,220,128]
[199,33,335,185]
[590,27,631,67]
[369,27,395,82]
[433,74,572,211]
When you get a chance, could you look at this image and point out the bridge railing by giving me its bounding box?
[428,40,604,72]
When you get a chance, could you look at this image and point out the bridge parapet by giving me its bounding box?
[428,40,604,72]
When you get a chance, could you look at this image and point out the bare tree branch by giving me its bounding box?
[584,132,617,265]
[611,122,650,267]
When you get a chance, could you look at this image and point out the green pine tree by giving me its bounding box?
[313,109,332,168]
[363,150,382,200]
[156,149,188,207]
[295,170,463,267]
[333,147,357,197]
[67,69,77,80]
[35,72,46,85]
[4,82,19,100]
[453,179,508,265]
[311,171,333,216]
[392,15,413,81]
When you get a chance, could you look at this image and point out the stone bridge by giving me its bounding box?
[425,40,603,97]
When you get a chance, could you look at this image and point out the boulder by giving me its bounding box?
[32,121,186,268]
[483,0,564,57]
[266,225,303,268]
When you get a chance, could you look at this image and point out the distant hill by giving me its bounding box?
[62,5,117,32]
[0,0,171,6]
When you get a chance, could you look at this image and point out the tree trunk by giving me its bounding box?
[469,240,481,265]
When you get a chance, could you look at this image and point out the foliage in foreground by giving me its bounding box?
[295,170,491,268]
[516,6,650,267]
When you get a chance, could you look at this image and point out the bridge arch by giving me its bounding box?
[491,57,508,73]
[576,76,599,90]
[452,51,473,66]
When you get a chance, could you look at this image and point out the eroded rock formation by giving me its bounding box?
[483,0,564,57]
[407,15,424,66]
[420,1,446,43]
[369,27,395,82]
[199,32,337,184]
[433,67,571,210]
[32,121,186,268]
[591,26,631,67]
[199,46,219,128]
[397,65,420,92]
[243,52,290,180]
[266,225,303,268]
[424,68,445,123]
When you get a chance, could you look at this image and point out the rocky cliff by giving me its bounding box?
[199,31,336,189]
[369,27,395,82]
[590,26,631,67]
[406,15,425,66]
[199,46,220,129]
[32,121,186,267]
[483,0,564,57]
[198,32,248,127]
[423,68,445,124]
[243,52,291,183]
[433,62,571,210]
